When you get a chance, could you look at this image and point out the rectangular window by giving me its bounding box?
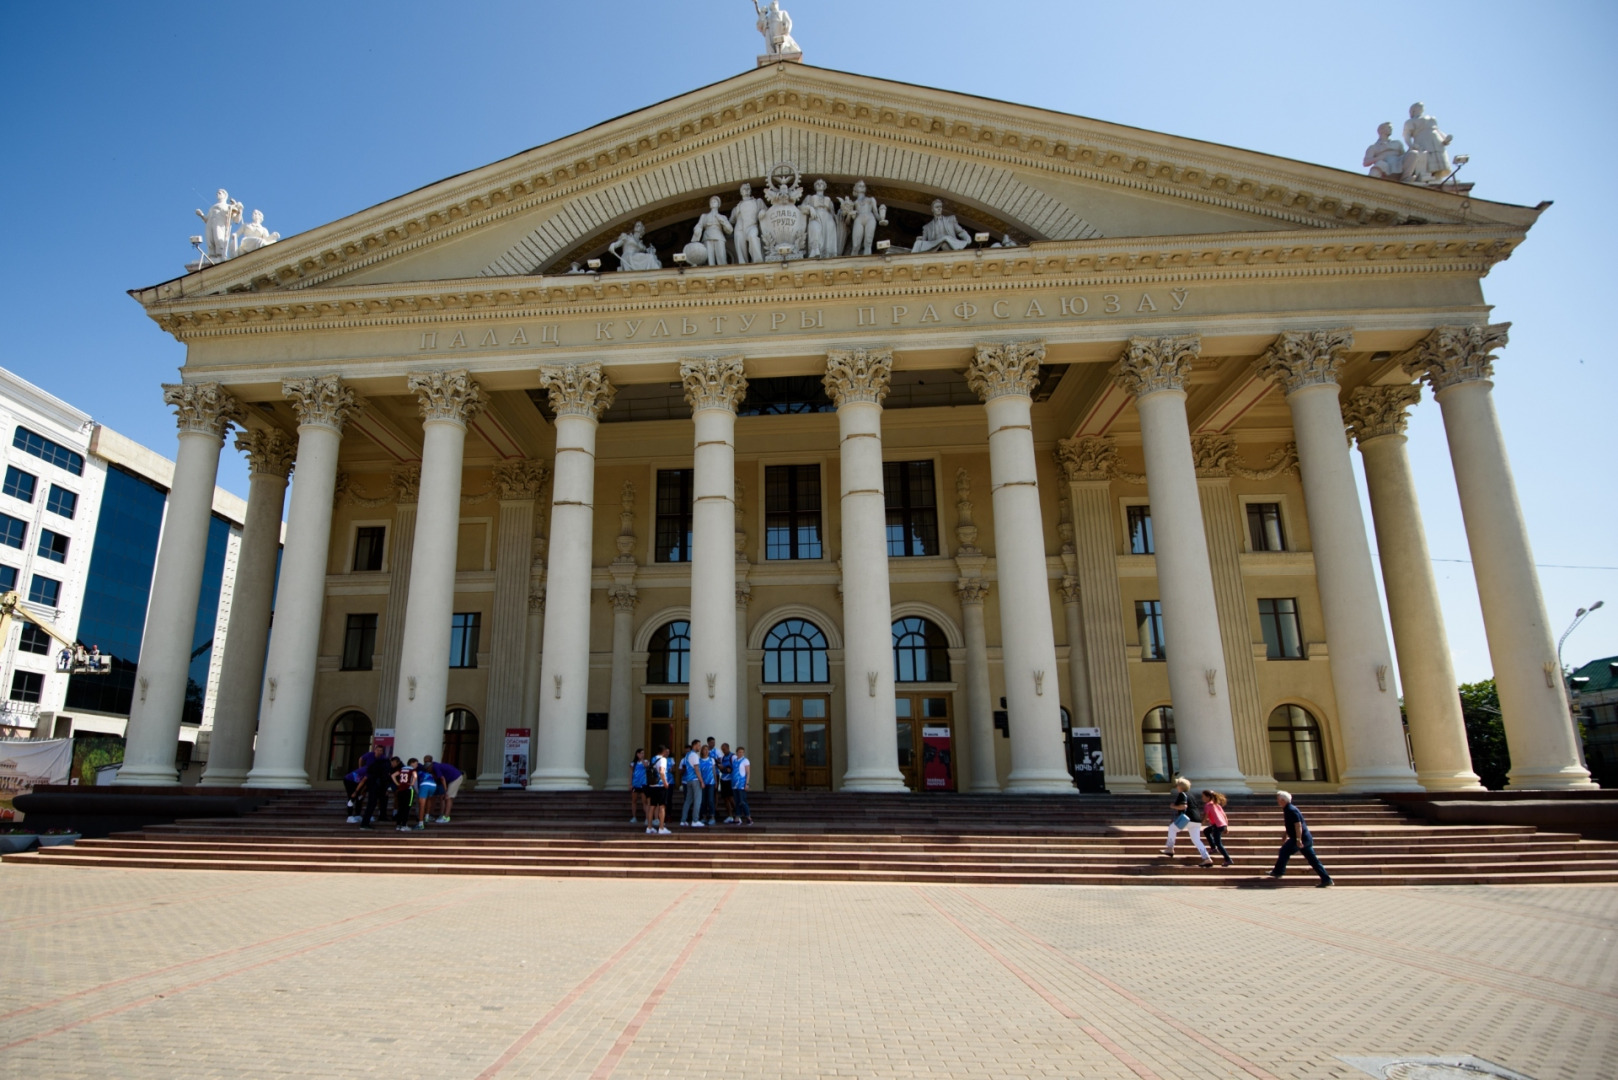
[0,513,25,550]
[0,566,14,592]
[13,426,84,475]
[9,670,43,704]
[884,461,939,557]
[1135,600,1166,660]
[3,466,36,503]
[341,613,378,670]
[1247,502,1287,552]
[1127,505,1155,555]
[45,484,76,519]
[29,575,61,607]
[449,612,481,668]
[352,527,386,572]
[765,465,822,560]
[654,469,694,563]
[18,623,52,656]
[37,529,69,564]
[1258,598,1305,659]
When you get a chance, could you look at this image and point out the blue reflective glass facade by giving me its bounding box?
[183,516,230,725]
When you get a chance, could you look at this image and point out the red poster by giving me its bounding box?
[921,724,954,791]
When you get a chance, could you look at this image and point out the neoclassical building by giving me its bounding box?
[117,62,1592,795]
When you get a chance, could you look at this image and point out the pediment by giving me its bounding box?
[136,63,1541,304]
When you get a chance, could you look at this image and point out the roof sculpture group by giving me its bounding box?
[1363,103,1465,186]
[188,188,279,270]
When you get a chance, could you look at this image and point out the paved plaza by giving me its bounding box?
[1,867,1614,1079]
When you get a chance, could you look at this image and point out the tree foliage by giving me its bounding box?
[1458,678,1510,789]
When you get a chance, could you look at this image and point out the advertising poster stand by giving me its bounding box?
[1070,727,1107,793]
[502,729,531,789]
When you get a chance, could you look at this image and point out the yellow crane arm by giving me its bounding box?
[0,591,109,673]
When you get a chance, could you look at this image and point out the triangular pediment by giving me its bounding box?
[135,63,1540,304]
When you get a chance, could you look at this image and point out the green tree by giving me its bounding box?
[1459,678,1510,789]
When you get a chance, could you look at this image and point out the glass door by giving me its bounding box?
[645,695,688,764]
[763,694,832,790]
[896,693,955,792]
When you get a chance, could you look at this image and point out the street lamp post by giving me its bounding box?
[1557,600,1605,768]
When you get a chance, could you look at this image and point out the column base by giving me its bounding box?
[1242,774,1280,794]
[197,767,248,787]
[1416,769,1486,792]
[840,770,908,792]
[1507,765,1598,791]
[1101,775,1148,794]
[1004,769,1081,794]
[529,768,593,791]
[111,766,182,788]
[1336,766,1423,793]
[242,768,311,790]
[475,770,503,790]
[968,781,1003,794]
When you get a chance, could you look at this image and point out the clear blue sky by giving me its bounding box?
[1,1,1613,680]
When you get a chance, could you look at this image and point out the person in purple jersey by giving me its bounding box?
[343,741,385,822]
[421,755,463,823]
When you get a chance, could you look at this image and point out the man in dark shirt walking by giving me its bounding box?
[1264,791,1333,887]
[356,752,394,830]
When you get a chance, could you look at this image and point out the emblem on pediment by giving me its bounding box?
[761,163,807,261]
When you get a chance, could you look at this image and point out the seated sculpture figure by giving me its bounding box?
[1363,122,1406,179]
[608,221,661,271]
[235,209,280,254]
[911,199,973,253]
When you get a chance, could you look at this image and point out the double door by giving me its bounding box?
[764,694,831,790]
[645,695,689,768]
[896,693,955,792]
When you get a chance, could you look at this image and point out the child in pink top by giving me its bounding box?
[1201,790,1232,867]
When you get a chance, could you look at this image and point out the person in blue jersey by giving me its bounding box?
[647,745,672,835]
[731,746,752,826]
[680,740,705,827]
[718,742,735,823]
[630,749,649,824]
[421,755,463,823]
[698,744,717,824]
[411,758,437,831]
[1263,791,1334,887]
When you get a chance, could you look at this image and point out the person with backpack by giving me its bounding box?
[646,745,672,835]
[391,757,419,832]
[731,746,752,826]
[1201,789,1233,867]
[698,744,717,825]
[680,739,705,827]
[1264,791,1333,887]
[630,748,649,825]
[1161,777,1213,867]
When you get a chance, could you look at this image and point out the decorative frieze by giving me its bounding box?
[408,369,487,425]
[492,458,550,501]
[1404,323,1510,393]
[283,374,361,432]
[955,578,990,606]
[1055,436,1119,482]
[823,347,893,406]
[1342,384,1422,445]
[235,428,295,478]
[392,465,422,503]
[538,362,617,419]
[965,339,1045,402]
[679,355,748,412]
[1114,335,1199,397]
[1189,434,1301,480]
[163,382,243,438]
[1255,329,1355,393]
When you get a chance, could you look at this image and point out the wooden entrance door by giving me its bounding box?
[645,694,688,764]
[896,693,955,792]
[763,694,832,790]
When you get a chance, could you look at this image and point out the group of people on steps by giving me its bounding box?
[342,743,465,832]
[1163,777,1334,886]
[630,738,753,834]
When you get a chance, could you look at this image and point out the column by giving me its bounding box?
[1407,325,1594,788]
[1115,337,1248,791]
[1058,577,1094,729]
[1257,331,1419,790]
[825,348,906,791]
[1055,439,1144,791]
[522,584,545,749]
[965,340,1072,792]
[735,584,751,753]
[533,363,615,789]
[681,356,746,752]
[373,467,420,731]
[391,370,486,763]
[604,587,638,789]
[245,375,360,788]
[956,579,999,791]
[1343,386,1482,790]
[480,459,549,787]
[117,383,242,786]
[200,428,294,786]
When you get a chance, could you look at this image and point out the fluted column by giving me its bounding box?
[481,460,549,787]
[735,583,751,750]
[374,467,419,732]
[1344,386,1482,790]
[1058,576,1093,728]
[1055,438,1143,791]
[521,584,545,761]
[246,376,360,788]
[391,371,487,762]
[681,356,746,753]
[1407,325,1594,788]
[117,384,242,786]
[201,429,294,785]
[1257,331,1418,790]
[956,579,999,792]
[533,363,616,789]
[605,587,638,789]
[825,348,906,791]
[1115,338,1248,791]
[966,340,1071,792]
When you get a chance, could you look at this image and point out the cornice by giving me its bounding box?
[131,65,1536,305]
[145,224,1524,342]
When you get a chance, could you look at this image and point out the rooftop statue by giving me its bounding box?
[801,179,845,259]
[754,0,801,60]
[690,195,733,266]
[729,182,767,264]
[1401,102,1454,184]
[911,198,973,253]
[1363,122,1406,180]
[607,221,661,271]
[193,189,243,264]
[838,180,886,256]
[235,209,280,254]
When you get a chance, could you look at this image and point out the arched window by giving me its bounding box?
[646,620,691,684]
[1142,706,1177,783]
[442,708,480,775]
[326,711,373,780]
[893,617,950,682]
[763,619,829,683]
[1268,704,1327,782]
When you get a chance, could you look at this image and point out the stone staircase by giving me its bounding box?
[9,791,1618,886]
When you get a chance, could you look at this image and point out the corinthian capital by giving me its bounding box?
[1255,329,1354,394]
[1190,434,1237,477]
[282,374,361,432]
[823,348,893,407]
[679,355,748,413]
[492,458,550,501]
[965,340,1045,402]
[1342,384,1422,446]
[391,465,421,503]
[538,362,616,419]
[235,428,296,479]
[1404,323,1510,394]
[163,382,243,439]
[408,369,487,426]
[955,578,990,606]
[1114,335,1199,397]
[1055,436,1118,482]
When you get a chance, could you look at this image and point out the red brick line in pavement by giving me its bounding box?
[912,886,1164,1080]
[953,890,1283,1080]
[1418,890,1618,932]
[1164,894,1618,1021]
[0,876,291,932]
[472,885,701,1080]
[0,879,494,1024]
[588,886,738,1080]
[0,883,506,1054]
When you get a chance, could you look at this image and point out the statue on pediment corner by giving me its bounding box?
[911,198,973,254]
[235,209,280,254]
[607,221,661,271]
[729,182,767,264]
[1364,122,1406,180]
[691,194,733,266]
[193,189,242,263]
[838,180,887,257]
[1401,101,1454,184]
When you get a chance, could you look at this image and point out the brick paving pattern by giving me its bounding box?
[1,866,1613,1079]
